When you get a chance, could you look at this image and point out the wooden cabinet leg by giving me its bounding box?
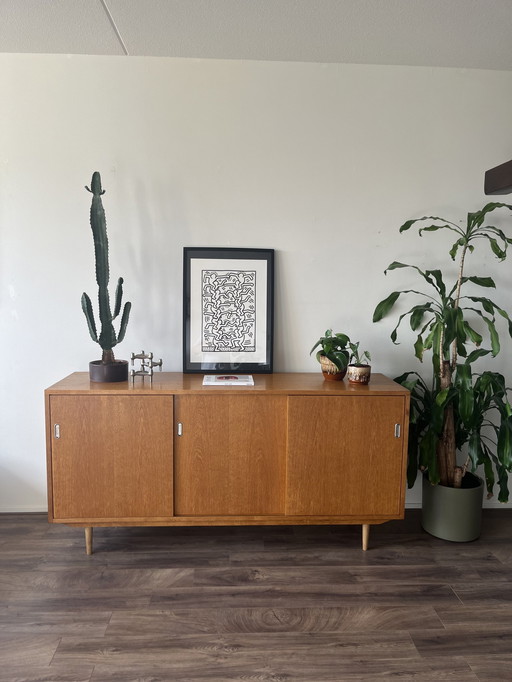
[362,524,370,551]
[85,527,93,555]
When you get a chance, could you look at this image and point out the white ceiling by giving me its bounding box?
[1,0,512,70]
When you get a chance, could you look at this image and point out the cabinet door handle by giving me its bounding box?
[394,423,401,438]
[177,422,183,436]
[54,424,60,439]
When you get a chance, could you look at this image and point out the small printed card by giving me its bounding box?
[202,374,255,386]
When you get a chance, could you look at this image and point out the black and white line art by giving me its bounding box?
[201,269,256,352]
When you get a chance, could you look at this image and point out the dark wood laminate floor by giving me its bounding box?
[1,512,512,681]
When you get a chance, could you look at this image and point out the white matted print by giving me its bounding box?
[183,248,274,373]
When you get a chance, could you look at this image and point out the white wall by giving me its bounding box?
[1,54,511,511]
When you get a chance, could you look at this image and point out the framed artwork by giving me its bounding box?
[183,247,274,373]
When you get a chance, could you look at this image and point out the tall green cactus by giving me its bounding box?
[81,172,131,364]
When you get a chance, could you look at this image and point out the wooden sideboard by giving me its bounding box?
[45,372,410,553]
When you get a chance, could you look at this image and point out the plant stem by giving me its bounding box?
[102,349,115,365]
[450,241,468,371]
[438,361,457,486]
[439,237,469,487]
[439,326,445,380]
[453,466,463,488]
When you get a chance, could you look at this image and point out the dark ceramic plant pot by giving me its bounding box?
[89,360,129,383]
[421,471,484,542]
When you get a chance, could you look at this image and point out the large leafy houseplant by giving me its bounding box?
[373,202,512,502]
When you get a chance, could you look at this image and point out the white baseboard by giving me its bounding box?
[0,506,47,513]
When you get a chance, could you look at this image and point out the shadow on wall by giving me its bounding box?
[0,465,47,512]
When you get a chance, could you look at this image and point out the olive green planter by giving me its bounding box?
[422,472,484,542]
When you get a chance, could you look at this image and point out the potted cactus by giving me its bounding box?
[81,172,131,382]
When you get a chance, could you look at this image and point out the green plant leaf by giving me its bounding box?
[495,307,512,338]
[418,225,444,233]
[483,224,510,242]
[483,456,495,499]
[466,348,491,364]
[334,333,350,346]
[413,335,424,361]
[399,220,416,232]
[384,262,447,296]
[419,428,439,482]
[394,371,429,396]
[463,276,496,288]
[489,238,506,260]
[329,350,349,371]
[485,316,501,356]
[423,321,439,350]
[310,341,321,355]
[435,388,450,407]
[399,217,460,234]
[498,416,512,470]
[443,306,461,348]
[465,308,501,356]
[311,330,349,356]
[490,447,512,503]
[425,269,446,297]
[407,434,420,488]
[474,202,512,219]
[449,237,465,261]
[467,431,482,470]
[455,364,474,424]
[464,295,497,316]
[456,311,468,344]
[431,394,449,433]
[410,303,433,330]
[385,260,410,271]
[373,291,401,322]
[463,321,482,346]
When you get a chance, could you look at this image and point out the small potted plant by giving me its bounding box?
[347,342,372,384]
[81,172,132,382]
[310,329,350,380]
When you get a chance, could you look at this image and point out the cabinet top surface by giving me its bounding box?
[46,372,409,396]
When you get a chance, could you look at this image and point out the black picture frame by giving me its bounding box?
[183,247,274,374]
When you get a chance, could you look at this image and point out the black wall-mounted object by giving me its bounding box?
[484,159,512,195]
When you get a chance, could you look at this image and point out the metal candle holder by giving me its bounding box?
[130,350,163,385]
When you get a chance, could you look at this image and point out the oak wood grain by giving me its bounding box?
[174,395,287,515]
[45,374,411,553]
[49,395,173,520]
[286,395,407,516]
[46,371,409,396]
